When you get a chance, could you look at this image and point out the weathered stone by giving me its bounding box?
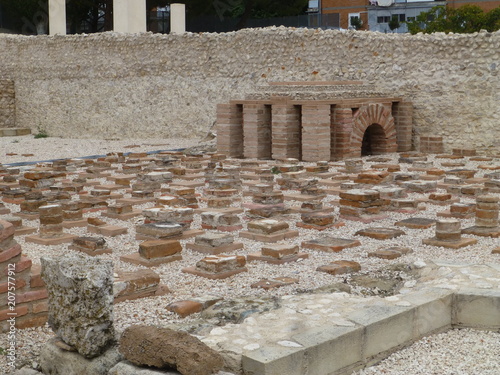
[108,361,183,375]
[247,219,289,235]
[195,232,234,248]
[395,217,436,229]
[136,222,183,238]
[250,277,299,290]
[196,255,246,273]
[316,260,361,275]
[201,296,281,323]
[166,300,204,318]
[73,236,107,250]
[302,237,361,252]
[119,325,224,375]
[41,253,115,359]
[261,244,299,259]
[88,217,107,226]
[40,338,122,375]
[114,269,162,303]
[139,240,182,259]
[355,227,405,240]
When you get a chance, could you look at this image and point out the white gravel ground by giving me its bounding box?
[0,135,201,164]
[0,135,499,374]
[355,329,500,375]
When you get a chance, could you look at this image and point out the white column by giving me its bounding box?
[127,0,147,33]
[114,0,146,33]
[48,0,66,35]
[113,0,129,32]
[170,3,186,34]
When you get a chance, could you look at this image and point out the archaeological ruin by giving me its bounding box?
[0,24,499,375]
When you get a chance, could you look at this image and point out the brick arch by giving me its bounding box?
[349,103,398,157]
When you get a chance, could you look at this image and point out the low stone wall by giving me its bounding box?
[0,28,498,152]
[0,79,15,128]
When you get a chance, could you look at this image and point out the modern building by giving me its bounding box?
[368,0,447,34]
[309,0,500,33]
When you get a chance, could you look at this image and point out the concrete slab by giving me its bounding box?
[348,304,414,363]
[452,288,500,329]
[242,345,305,375]
[292,325,364,375]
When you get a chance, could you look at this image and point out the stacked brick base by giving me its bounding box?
[1,220,48,332]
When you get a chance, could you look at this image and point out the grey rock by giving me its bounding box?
[12,368,41,375]
[39,338,122,375]
[109,361,181,375]
[41,253,115,359]
[201,296,281,324]
[119,325,224,375]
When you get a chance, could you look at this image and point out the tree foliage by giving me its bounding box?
[388,15,400,31]
[350,17,363,31]
[407,5,500,34]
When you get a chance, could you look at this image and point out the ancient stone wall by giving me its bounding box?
[0,79,15,128]
[0,28,498,152]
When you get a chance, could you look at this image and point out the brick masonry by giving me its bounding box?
[0,220,48,332]
[217,97,413,161]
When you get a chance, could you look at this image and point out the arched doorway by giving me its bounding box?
[361,123,387,156]
[350,103,398,158]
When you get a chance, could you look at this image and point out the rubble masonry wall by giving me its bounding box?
[0,28,498,152]
[0,79,15,128]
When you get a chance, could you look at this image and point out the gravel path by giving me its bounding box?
[355,329,500,375]
[0,135,203,164]
[0,135,499,374]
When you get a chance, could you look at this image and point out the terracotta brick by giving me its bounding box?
[0,220,15,242]
[139,240,182,259]
[0,305,28,321]
[14,313,48,329]
[16,289,48,304]
[166,300,203,318]
[32,300,48,314]
[0,278,27,294]
[0,243,22,262]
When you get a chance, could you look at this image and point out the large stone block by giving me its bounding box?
[40,338,122,375]
[119,325,224,375]
[41,253,115,358]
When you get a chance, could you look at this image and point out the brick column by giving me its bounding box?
[0,220,48,332]
[301,104,331,162]
[243,104,272,159]
[331,105,354,160]
[271,104,301,160]
[216,104,243,158]
[392,101,413,152]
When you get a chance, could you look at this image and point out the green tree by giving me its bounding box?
[407,5,500,34]
[483,6,500,31]
[350,16,363,31]
[388,15,400,32]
